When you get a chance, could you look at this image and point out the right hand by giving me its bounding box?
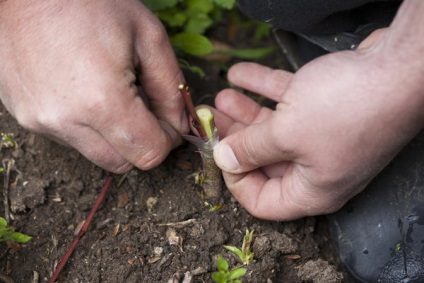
[0,0,188,173]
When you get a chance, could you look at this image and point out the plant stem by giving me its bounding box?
[49,174,114,283]
[196,108,215,140]
[179,85,223,209]
[178,84,207,139]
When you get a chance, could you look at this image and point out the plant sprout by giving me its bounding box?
[212,255,246,283]
[0,217,31,243]
[224,228,254,265]
[1,133,18,150]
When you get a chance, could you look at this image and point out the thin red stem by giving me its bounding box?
[49,174,114,283]
[179,84,207,140]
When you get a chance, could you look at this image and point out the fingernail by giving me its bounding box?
[214,143,240,172]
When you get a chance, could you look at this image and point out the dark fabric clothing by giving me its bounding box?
[238,0,402,36]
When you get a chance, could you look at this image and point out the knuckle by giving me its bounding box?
[239,135,258,166]
[15,112,38,131]
[143,22,168,46]
[16,107,64,133]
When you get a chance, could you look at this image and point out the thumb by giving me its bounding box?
[213,116,293,173]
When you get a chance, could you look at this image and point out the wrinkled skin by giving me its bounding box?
[0,0,188,173]
[211,1,424,221]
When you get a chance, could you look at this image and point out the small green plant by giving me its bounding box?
[224,228,254,265]
[0,217,31,243]
[212,255,246,283]
[1,133,18,150]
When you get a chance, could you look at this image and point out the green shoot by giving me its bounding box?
[212,255,246,283]
[196,108,215,140]
[224,228,254,265]
[1,133,18,149]
[0,217,31,243]
[200,192,223,212]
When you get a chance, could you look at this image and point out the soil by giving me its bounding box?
[0,17,352,283]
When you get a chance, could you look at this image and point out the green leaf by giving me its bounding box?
[0,167,3,173]
[187,0,214,13]
[223,245,243,259]
[171,33,213,55]
[142,0,178,12]
[228,268,247,280]
[0,218,7,229]
[184,13,213,34]
[216,255,229,272]
[0,217,31,243]
[10,232,31,243]
[213,0,236,9]
[157,9,187,28]
[212,271,227,283]
[213,47,276,59]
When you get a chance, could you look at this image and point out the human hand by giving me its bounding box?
[0,0,188,173]
[212,50,424,220]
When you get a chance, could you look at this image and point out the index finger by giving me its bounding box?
[135,7,188,134]
[227,62,293,102]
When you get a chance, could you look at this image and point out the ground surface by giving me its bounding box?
[0,18,350,283]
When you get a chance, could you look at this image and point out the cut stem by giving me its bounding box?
[178,84,207,139]
[196,108,215,140]
[179,85,223,209]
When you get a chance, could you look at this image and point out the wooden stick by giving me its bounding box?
[49,174,114,283]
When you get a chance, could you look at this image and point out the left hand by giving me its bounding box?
[210,47,424,220]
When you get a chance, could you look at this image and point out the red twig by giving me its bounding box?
[49,174,114,283]
[179,84,207,140]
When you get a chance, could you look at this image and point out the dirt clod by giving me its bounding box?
[297,259,343,283]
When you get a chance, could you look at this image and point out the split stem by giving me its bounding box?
[178,84,207,140]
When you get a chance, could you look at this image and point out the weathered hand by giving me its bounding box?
[0,0,188,173]
[212,44,424,220]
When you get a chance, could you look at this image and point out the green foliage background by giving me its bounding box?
[141,0,274,60]
[142,0,236,55]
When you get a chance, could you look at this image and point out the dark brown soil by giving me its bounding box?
[0,20,351,283]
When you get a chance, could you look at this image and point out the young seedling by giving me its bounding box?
[212,255,247,283]
[0,133,18,150]
[179,84,223,209]
[0,217,31,243]
[224,228,254,265]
